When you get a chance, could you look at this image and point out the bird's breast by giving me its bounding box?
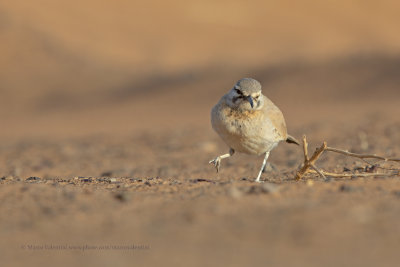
[211,103,281,155]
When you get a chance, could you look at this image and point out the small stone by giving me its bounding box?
[353,166,364,173]
[0,176,14,181]
[26,176,41,181]
[130,178,143,182]
[365,165,378,173]
[80,177,92,183]
[109,178,117,183]
[306,179,314,186]
[191,178,213,183]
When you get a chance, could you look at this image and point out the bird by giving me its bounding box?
[209,78,299,182]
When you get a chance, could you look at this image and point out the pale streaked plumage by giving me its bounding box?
[209,78,298,182]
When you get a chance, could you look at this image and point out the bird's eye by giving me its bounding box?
[235,89,242,95]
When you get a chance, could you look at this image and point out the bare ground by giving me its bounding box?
[1,55,400,266]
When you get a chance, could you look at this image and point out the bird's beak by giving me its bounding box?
[247,96,254,108]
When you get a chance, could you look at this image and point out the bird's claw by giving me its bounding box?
[209,157,221,172]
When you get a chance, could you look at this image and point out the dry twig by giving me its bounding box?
[295,135,400,180]
[324,147,400,162]
[308,170,400,178]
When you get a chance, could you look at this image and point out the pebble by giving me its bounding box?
[1,176,14,181]
[26,176,41,181]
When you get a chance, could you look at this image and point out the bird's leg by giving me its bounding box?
[209,148,235,172]
[255,151,270,183]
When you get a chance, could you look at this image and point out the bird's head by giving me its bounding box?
[226,78,264,110]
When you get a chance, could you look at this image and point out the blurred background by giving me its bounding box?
[1,0,399,139]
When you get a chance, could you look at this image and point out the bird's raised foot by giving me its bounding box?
[209,156,222,172]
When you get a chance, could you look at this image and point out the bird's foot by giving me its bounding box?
[255,176,264,183]
[255,170,265,183]
[209,156,222,172]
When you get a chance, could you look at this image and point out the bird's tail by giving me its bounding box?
[286,134,300,145]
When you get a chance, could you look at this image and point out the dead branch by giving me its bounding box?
[308,170,400,178]
[295,135,400,181]
[325,147,400,162]
[295,136,326,180]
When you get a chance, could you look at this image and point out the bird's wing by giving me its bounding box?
[263,96,288,140]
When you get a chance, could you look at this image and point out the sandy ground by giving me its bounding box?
[1,56,400,267]
[1,1,400,267]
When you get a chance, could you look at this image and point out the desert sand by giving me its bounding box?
[1,1,400,266]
